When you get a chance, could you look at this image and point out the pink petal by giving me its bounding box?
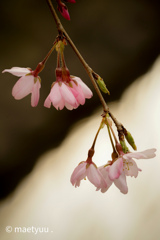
[12,75,34,100]
[109,158,123,180]
[56,99,65,110]
[65,102,77,110]
[50,84,65,110]
[60,83,77,108]
[123,148,156,160]
[87,164,104,188]
[70,162,87,187]
[2,67,30,77]
[49,83,63,108]
[124,159,139,178]
[70,81,85,105]
[31,78,41,107]
[96,166,113,193]
[72,76,93,99]
[114,172,128,194]
[44,95,52,108]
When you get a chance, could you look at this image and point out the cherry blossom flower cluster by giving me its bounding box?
[70,117,157,194]
[2,40,92,109]
[71,146,156,194]
[44,68,92,110]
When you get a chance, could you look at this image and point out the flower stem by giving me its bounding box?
[42,43,56,65]
[91,119,104,150]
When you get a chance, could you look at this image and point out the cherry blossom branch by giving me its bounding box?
[46,0,124,133]
[46,0,109,111]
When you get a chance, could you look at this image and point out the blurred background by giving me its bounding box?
[0,1,160,240]
[0,0,160,199]
[0,0,160,201]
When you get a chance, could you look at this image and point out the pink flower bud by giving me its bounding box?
[64,0,76,3]
[57,2,70,20]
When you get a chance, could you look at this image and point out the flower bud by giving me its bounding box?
[120,140,129,153]
[64,0,76,3]
[97,77,110,94]
[57,1,70,20]
[124,131,137,150]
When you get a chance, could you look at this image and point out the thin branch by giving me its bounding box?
[46,0,124,132]
[46,0,109,111]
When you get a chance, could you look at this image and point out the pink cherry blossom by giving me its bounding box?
[70,161,108,189]
[97,148,156,194]
[2,67,41,107]
[44,82,78,110]
[109,148,156,180]
[44,70,93,110]
[97,163,128,194]
[122,148,156,178]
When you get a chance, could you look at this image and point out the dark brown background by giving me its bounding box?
[0,0,160,199]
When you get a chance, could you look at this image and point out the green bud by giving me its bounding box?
[120,140,129,153]
[124,131,137,150]
[97,77,110,94]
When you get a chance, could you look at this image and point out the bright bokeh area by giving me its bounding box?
[0,57,159,240]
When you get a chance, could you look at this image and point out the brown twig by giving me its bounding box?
[46,0,124,132]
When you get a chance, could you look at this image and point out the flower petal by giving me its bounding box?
[97,166,113,193]
[72,76,93,98]
[31,78,41,107]
[70,81,85,105]
[49,83,62,106]
[70,162,87,187]
[60,83,77,107]
[2,67,31,77]
[65,102,76,110]
[12,75,34,100]
[48,83,65,110]
[114,172,128,194]
[44,95,52,108]
[124,159,139,178]
[123,148,156,160]
[108,158,123,180]
[87,164,104,188]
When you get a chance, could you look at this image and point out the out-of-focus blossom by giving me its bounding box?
[64,0,76,3]
[2,67,41,107]
[56,0,76,20]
